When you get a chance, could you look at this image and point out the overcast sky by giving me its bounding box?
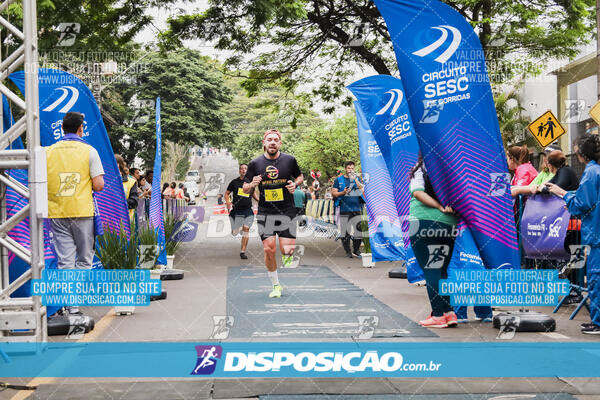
[133,1,371,120]
[136,0,230,60]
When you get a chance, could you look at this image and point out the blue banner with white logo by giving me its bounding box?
[356,102,405,262]
[348,75,423,281]
[2,342,600,377]
[150,97,167,265]
[347,75,419,228]
[372,0,520,269]
[10,69,130,236]
[10,69,129,314]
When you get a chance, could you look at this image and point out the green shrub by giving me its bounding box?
[96,222,138,269]
[163,212,184,256]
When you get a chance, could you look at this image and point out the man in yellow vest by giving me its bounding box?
[46,112,105,313]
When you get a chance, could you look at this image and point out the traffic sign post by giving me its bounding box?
[527,110,566,148]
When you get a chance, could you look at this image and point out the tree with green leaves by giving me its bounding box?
[104,49,233,166]
[494,87,530,145]
[163,0,595,112]
[225,75,323,165]
[2,0,175,52]
[2,1,180,141]
[291,112,360,183]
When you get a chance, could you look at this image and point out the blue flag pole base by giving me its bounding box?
[47,314,95,336]
[150,290,168,301]
[160,269,184,280]
[493,311,556,333]
[388,266,408,279]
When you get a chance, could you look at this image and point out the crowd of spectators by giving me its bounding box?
[162,181,191,202]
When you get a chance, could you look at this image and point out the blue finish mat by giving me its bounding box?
[226,265,436,339]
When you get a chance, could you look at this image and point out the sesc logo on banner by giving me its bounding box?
[376,89,404,116]
[42,86,80,113]
[412,25,462,64]
[412,25,471,119]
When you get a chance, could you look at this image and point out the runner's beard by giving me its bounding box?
[267,146,278,155]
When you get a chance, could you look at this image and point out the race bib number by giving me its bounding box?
[264,188,284,202]
[237,188,250,198]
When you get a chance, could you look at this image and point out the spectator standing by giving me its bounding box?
[177,183,190,202]
[174,183,184,199]
[140,175,152,196]
[511,149,555,196]
[508,145,538,196]
[542,150,580,192]
[312,181,320,199]
[162,183,171,199]
[138,177,151,199]
[409,156,459,328]
[539,150,581,302]
[131,168,141,181]
[293,185,307,227]
[46,112,105,315]
[145,170,154,185]
[164,182,176,199]
[332,161,365,258]
[115,155,138,220]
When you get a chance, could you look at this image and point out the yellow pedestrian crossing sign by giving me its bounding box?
[589,100,600,126]
[527,110,566,148]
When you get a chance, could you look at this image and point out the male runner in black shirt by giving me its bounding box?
[244,129,304,298]
[225,163,259,260]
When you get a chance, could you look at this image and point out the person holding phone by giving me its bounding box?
[332,161,365,258]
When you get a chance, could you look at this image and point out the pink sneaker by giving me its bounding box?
[418,315,448,328]
[444,311,458,327]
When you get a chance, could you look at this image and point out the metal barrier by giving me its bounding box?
[305,199,335,222]
[303,199,338,238]
[136,198,189,224]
